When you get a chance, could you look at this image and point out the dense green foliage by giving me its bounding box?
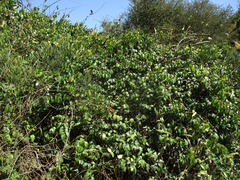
[123,0,233,41]
[231,4,240,41]
[123,0,185,33]
[0,1,240,179]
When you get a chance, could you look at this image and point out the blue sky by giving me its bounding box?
[24,0,239,30]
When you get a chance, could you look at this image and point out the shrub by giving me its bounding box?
[0,1,239,179]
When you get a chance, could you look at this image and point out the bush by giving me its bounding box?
[0,1,240,179]
[123,0,234,42]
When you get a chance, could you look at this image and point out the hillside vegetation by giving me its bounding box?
[0,0,240,179]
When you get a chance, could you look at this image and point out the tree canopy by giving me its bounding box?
[122,0,234,41]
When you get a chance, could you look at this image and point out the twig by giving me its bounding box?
[81,3,106,24]
[91,3,106,15]
[42,0,61,14]
[9,110,51,151]
[33,150,42,169]
[176,36,195,50]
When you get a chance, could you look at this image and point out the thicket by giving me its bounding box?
[121,0,234,43]
[0,0,240,179]
[231,3,240,41]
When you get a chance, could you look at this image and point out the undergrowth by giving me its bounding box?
[0,1,240,179]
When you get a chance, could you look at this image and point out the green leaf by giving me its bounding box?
[156,129,172,135]
[5,104,10,113]
[30,134,35,142]
[183,134,192,137]
[84,141,89,148]
[226,152,239,158]
[84,171,91,179]
[146,163,150,172]
[60,126,66,142]
[140,159,146,168]
[200,170,207,175]
[202,123,210,133]
[192,110,197,117]
[117,154,123,159]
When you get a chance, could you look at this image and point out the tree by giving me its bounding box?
[174,0,233,39]
[123,0,185,33]
[100,16,124,34]
[231,2,240,41]
[123,0,234,41]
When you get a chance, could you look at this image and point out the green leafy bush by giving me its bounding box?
[123,0,234,42]
[0,1,239,179]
